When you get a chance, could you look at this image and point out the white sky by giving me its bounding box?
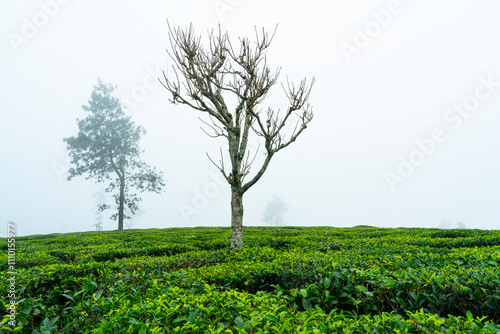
[1,0,500,236]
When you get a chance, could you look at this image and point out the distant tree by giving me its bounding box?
[160,24,314,249]
[262,195,288,226]
[64,79,165,230]
[93,213,103,231]
[93,190,107,231]
[439,220,467,229]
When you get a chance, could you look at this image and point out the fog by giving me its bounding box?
[1,0,500,237]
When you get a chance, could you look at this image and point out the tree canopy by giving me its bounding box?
[64,79,165,230]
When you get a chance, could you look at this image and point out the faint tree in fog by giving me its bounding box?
[161,24,314,249]
[93,214,103,231]
[262,195,288,226]
[93,190,106,231]
[64,79,165,230]
[439,220,468,229]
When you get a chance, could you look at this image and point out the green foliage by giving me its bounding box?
[0,226,499,333]
[63,79,165,227]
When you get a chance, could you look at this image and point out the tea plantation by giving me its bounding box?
[1,226,500,333]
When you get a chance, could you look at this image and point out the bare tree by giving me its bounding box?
[160,23,314,249]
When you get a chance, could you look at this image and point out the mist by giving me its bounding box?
[1,0,500,237]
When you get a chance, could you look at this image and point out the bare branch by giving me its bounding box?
[240,144,260,182]
[241,151,273,194]
[199,116,227,139]
[206,149,230,183]
[161,22,314,195]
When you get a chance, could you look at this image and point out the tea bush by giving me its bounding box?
[1,226,499,333]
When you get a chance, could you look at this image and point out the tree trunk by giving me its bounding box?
[118,177,125,230]
[230,188,244,249]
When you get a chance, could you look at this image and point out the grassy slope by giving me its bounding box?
[1,226,500,333]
